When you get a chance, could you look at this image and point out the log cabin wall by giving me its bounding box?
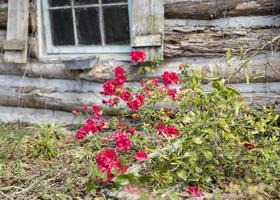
[0,0,279,124]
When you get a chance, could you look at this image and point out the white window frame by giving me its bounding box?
[41,0,132,56]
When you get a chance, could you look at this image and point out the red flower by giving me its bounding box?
[130,50,146,63]
[156,123,180,138]
[113,160,128,174]
[244,142,254,150]
[185,185,202,198]
[102,97,119,107]
[124,185,140,194]
[168,88,177,100]
[97,120,106,131]
[71,109,79,117]
[120,90,131,102]
[115,133,131,151]
[156,122,166,133]
[82,105,88,111]
[127,94,145,111]
[127,127,135,135]
[76,126,88,139]
[161,71,179,86]
[101,80,115,95]
[95,149,117,173]
[114,66,126,87]
[135,151,148,162]
[92,105,102,119]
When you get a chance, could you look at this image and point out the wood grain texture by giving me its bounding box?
[0,75,278,114]
[164,26,280,57]
[4,0,29,63]
[0,53,280,84]
[164,0,280,19]
[131,0,164,60]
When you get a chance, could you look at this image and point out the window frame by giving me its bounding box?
[42,0,132,55]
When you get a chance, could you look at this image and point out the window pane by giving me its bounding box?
[75,8,101,45]
[74,0,98,5]
[103,5,130,45]
[102,0,127,3]
[49,0,71,7]
[49,9,75,45]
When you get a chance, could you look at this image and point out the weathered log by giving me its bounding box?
[0,75,279,114]
[0,52,280,84]
[0,105,76,125]
[164,0,280,19]
[82,53,280,84]
[164,26,280,57]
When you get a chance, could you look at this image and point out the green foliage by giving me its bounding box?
[31,122,64,159]
[135,63,280,189]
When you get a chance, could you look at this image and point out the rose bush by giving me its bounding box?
[73,54,280,198]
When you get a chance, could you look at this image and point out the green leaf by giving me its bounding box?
[177,170,187,180]
[193,137,203,144]
[202,150,213,160]
[86,180,96,192]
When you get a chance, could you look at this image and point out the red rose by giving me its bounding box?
[185,185,202,198]
[115,133,131,151]
[161,71,179,86]
[130,50,146,63]
[135,150,148,162]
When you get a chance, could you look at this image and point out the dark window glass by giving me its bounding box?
[74,0,98,5]
[103,5,130,45]
[102,0,127,3]
[49,9,75,45]
[49,0,71,7]
[75,8,101,45]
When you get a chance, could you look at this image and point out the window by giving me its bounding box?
[42,0,132,54]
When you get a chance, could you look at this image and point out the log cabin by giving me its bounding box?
[0,0,279,124]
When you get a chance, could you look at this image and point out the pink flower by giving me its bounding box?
[101,80,115,95]
[71,109,79,117]
[161,71,179,86]
[135,151,148,162]
[115,133,131,151]
[185,186,202,198]
[130,50,146,63]
[96,149,117,173]
[120,90,131,102]
[124,185,141,194]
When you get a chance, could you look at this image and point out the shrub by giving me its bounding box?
[74,62,280,197]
